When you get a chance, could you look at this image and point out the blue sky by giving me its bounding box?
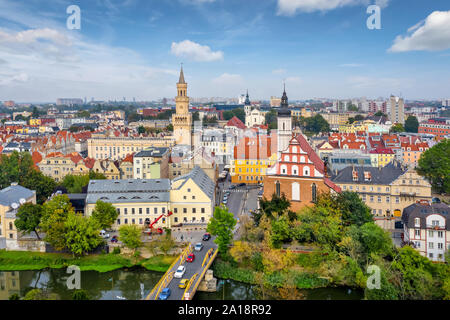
[0,0,449,102]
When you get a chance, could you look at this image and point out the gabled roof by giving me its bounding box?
[332,162,405,184]
[226,116,246,130]
[173,166,215,200]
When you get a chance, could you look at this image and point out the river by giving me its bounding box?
[0,269,363,300]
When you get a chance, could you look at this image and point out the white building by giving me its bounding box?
[402,202,450,262]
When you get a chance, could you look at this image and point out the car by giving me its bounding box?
[158,288,171,300]
[238,183,246,187]
[100,230,110,239]
[110,235,118,243]
[229,185,236,190]
[194,242,204,252]
[186,253,195,263]
[222,199,228,205]
[432,197,441,203]
[174,265,186,278]
[202,233,211,241]
[179,279,189,289]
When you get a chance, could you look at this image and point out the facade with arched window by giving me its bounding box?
[263,134,341,212]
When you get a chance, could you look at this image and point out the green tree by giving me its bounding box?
[337,191,373,227]
[119,225,143,253]
[62,172,106,193]
[23,289,59,300]
[354,114,365,121]
[207,206,237,253]
[64,212,103,256]
[302,114,330,135]
[270,216,292,248]
[0,151,57,204]
[374,111,387,117]
[404,116,419,133]
[265,109,278,129]
[14,203,43,239]
[165,124,173,132]
[72,290,90,300]
[390,123,405,133]
[137,126,146,134]
[160,233,176,255]
[8,293,20,300]
[348,104,359,112]
[40,195,75,250]
[76,110,90,118]
[417,139,450,193]
[257,193,291,224]
[91,200,119,230]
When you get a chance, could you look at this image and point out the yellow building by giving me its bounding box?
[369,148,396,168]
[92,159,121,180]
[332,163,432,220]
[339,121,367,133]
[29,119,42,126]
[84,166,215,230]
[231,134,277,184]
[87,137,174,161]
[0,184,36,250]
[172,66,192,146]
[170,166,215,225]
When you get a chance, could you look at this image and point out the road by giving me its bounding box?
[156,238,217,300]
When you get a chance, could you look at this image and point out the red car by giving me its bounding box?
[186,253,195,263]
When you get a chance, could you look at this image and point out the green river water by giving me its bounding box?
[0,269,363,300]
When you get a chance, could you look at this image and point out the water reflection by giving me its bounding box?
[0,269,362,300]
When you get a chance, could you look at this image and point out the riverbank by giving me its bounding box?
[0,250,177,273]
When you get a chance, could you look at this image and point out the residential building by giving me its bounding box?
[87,137,174,160]
[264,134,341,212]
[118,154,134,179]
[369,148,395,168]
[0,184,36,250]
[332,162,432,219]
[402,202,450,262]
[92,159,121,180]
[390,96,405,125]
[133,147,169,179]
[418,118,450,141]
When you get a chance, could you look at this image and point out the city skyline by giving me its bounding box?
[0,0,450,102]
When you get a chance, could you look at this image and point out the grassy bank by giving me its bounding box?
[0,250,175,273]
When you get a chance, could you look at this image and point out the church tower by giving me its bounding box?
[244,90,251,116]
[172,66,192,146]
[277,84,292,158]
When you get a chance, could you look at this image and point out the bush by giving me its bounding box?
[72,290,90,300]
[112,247,121,255]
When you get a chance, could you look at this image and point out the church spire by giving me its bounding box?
[178,64,186,84]
[244,89,251,106]
[281,82,288,109]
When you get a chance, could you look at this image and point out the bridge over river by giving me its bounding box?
[145,240,218,300]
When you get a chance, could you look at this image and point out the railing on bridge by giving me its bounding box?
[145,244,192,300]
[183,248,219,300]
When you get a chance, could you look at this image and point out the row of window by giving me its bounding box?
[117,207,167,215]
[116,216,207,225]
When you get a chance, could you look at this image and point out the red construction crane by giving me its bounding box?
[144,211,173,235]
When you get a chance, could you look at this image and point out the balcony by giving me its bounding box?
[427,225,445,230]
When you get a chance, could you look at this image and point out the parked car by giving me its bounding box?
[229,185,236,190]
[194,242,204,252]
[110,235,118,243]
[100,230,110,239]
[179,279,189,289]
[174,265,186,278]
[202,233,211,241]
[238,183,246,187]
[158,288,171,300]
[186,253,195,263]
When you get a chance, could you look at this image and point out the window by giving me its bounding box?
[275,181,281,197]
[311,184,317,203]
[428,230,434,237]
[132,208,135,214]
[146,208,150,214]
[154,208,158,214]
[201,208,205,213]
[438,231,443,238]
[192,208,196,213]
[139,208,142,214]
[438,243,443,249]
[429,242,434,249]
[292,182,300,201]
[183,208,187,214]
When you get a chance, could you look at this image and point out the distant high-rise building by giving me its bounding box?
[442,99,450,107]
[56,98,83,106]
[390,96,405,124]
[238,94,246,105]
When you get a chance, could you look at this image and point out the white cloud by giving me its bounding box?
[212,73,243,85]
[171,40,224,62]
[272,69,287,75]
[277,0,389,15]
[388,11,450,52]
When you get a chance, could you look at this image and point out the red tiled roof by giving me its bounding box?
[31,151,43,164]
[369,147,394,154]
[226,116,246,130]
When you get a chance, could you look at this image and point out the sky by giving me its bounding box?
[0,0,449,102]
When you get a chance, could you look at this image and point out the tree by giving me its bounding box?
[62,172,106,194]
[348,104,359,112]
[0,151,57,204]
[417,140,450,194]
[258,193,291,224]
[160,233,176,255]
[354,114,365,121]
[137,126,146,134]
[265,109,278,129]
[390,123,405,133]
[76,110,90,118]
[207,206,237,253]
[14,203,43,239]
[165,124,173,132]
[91,200,118,230]
[72,290,90,300]
[40,195,75,251]
[119,225,143,253]
[336,191,373,227]
[374,111,387,117]
[64,212,103,256]
[23,289,59,300]
[404,116,419,133]
[301,114,330,135]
